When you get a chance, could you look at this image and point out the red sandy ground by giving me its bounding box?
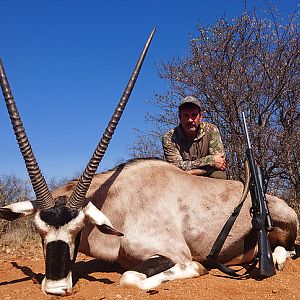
[0,243,300,300]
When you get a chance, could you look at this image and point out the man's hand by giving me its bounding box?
[186,169,207,176]
[213,154,226,171]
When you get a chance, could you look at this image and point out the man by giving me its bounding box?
[162,95,226,179]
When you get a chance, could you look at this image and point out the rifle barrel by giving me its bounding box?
[242,112,252,150]
[241,111,276,278]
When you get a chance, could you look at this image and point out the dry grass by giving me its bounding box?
[0,217,40,255]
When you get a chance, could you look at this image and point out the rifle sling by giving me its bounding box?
[204,256,258,278]
[204,162,257,277]
[204,197,255,277]
[206,199,246,261]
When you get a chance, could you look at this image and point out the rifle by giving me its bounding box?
[241,112,276,278]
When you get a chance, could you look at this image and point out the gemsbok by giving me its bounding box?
[0,28,298,296]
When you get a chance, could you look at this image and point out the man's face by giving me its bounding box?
[179,104,202,139]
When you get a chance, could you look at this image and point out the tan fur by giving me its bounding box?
[52,158,299,268]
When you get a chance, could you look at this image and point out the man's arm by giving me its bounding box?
[162,129,185,169]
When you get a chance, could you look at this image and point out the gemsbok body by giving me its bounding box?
[0,28,298,296]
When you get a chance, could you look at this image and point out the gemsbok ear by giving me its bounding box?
[0,201,38,221]
[83,202,123,236]
[97,224,124,236]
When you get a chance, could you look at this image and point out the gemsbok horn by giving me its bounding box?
[0,27,155,211]
[0,59,54,209]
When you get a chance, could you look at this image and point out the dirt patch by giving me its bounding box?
[0,245,300,300]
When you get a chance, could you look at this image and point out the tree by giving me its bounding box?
[0,175,32,206]
[130,6,300,203]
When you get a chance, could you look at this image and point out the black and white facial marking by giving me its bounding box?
[34,196,85,295]
[33,196,121,295]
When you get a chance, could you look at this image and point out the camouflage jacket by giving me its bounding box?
[162,122,225,174]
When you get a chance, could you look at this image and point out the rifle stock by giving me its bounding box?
[242,112,276,278]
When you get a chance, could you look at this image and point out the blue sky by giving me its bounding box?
[0,0,298,180]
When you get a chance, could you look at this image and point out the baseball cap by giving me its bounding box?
[179,96,201,110]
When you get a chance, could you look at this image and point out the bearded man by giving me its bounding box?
[162,96,226,179]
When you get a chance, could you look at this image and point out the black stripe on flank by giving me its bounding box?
[131,255,175,278]
[45,240,72,280]
[40,196,79,228]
